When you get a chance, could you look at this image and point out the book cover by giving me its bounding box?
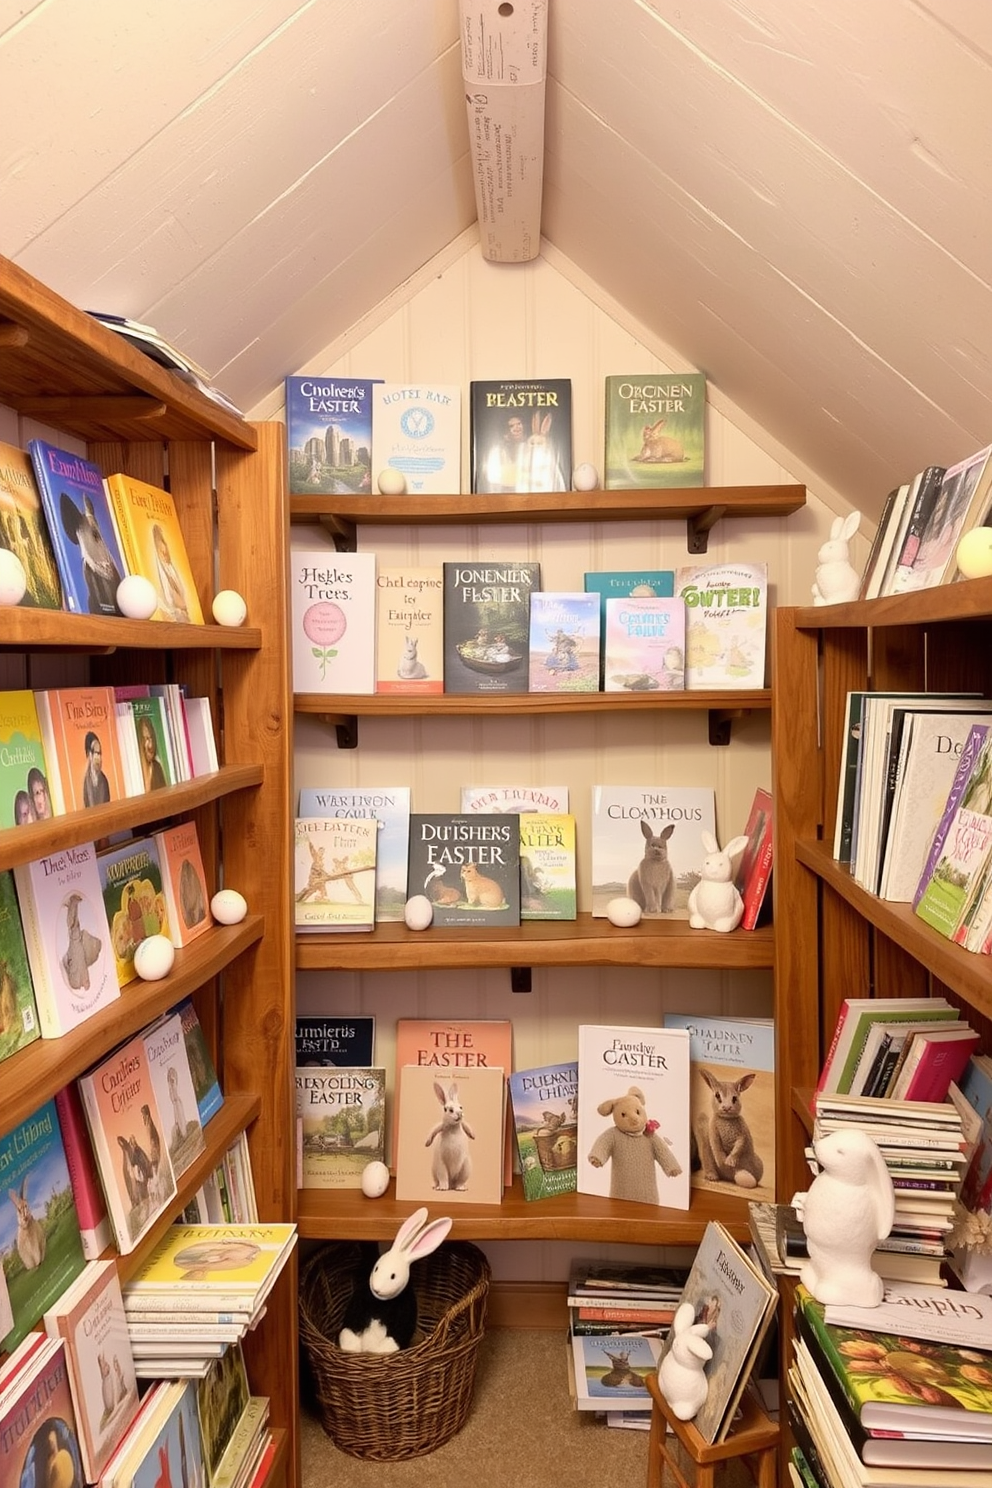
[295,1014,375,1067]
[144,1010,207,1178]
[392,1018,513,1182]
[663,1012,775,1202]
[174,996,224,1128]
[153,819,214,947]
[285,375,377,495]
[393,1063,506,1205]
[294,816,377,931]
[583,568,675,628]
[210,1396,268,1488]
[298,785,410,923]
[915,804,992,937]
[132,1382,207,1488]
[0,1098,86,1350]
[0,1340,84,1488]
[371,382,461,495]
[507,1059,578,1200]
[518,812,576,920]
[590,784,716,918]
[125,694,175,793]
[0,868,40,1064]
[13,842,120,1039]
[97,835,170,986]
[374,565,444,694]
[77,1030,178,1254]
[734,787,773,929]
[527,591,600,692]
[469,379,572,493]
[890,1025,981,1104]
[913,723,992,908]
[183,695,219,776]
[295,1066,386,1188]
[104,471,205,623]
[0,688,55,826]
[675,562,768,689]
[603,596,685,692]
[123,1225,296,1306]
[0,439,63,609]
[576,1023,691,1210]
[886,465,948,594]
[27,439,125,616]
[197,1346,250,1486]
[442,559,541,694]
[570,1331,661,1410]
[857,481,910,600]
[36,686,128,813]
[957,1055,992,1216]
[460,784,569,814]
[406,813,520,927]
[604,374,705,489]
[289,545,377,694]
[53,1084,112,1261]
[913,444,992,589]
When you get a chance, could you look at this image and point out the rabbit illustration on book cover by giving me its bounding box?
[425,1080,474,1191]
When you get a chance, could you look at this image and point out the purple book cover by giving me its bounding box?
[912,723,991,909]
[27,440,125,616]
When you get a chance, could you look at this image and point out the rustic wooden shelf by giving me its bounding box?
[793,574,992,630]
[295,688,771,719]
[0,607,261,651]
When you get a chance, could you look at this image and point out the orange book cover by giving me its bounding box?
[153,820,214,946]
[104,472,205,624]
[392,1018,513,1184]
[35,687,127,814]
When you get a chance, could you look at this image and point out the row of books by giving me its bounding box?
[0,436,206,621]
[285,373,706,497]
[816,995,980,1106]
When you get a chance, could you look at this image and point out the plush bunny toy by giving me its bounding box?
[812,511,862,605]
[657,1301,712,1421]
[687,831,750,932]
[338,1207,452,1353]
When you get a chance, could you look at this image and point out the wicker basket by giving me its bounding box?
[298,1239,491,1461]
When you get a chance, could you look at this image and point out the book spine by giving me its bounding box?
[913,726,990,908]
[54,1084,111,1260]
[813,1001,853,1105]
[11,863,59,1038]
[739,835,773,930]
[573,1305,674,1323]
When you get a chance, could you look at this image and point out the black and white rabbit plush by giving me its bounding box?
[338,1207,452,1354]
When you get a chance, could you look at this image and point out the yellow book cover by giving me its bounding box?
[124,1224,296,1297]
[0,440,63,609]
[104,472,205,623]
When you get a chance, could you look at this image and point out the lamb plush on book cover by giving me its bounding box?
[104,472,205,623]
[527,592,600,692]
[0,439,62,609]
[508,1060,578,1201]
[290,543,376,694]
[27,439,125,616]
[371,383,461,495]
[590,785,716,919]
[299,786,410,923]
[469,379,572,493]
[294,817,377,931]
[604,374,705,490]
[675,562,768,690]
[285,375,378,495]
[603,596,685,692]
[442,560,541,694]
[406,813,520,927]
[375,566,444,694]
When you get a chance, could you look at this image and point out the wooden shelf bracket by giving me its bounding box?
[686,504,728,554]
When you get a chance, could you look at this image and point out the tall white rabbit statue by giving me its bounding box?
[657,1302,712,1421]
[800,1128,895,1307]
[812,510,862,605]
[687,831,749,933]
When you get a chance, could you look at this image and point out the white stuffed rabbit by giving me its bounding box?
[800,1128,895,1307]
[657,1301,712,1421]
[338,1207,453,1353]
[812,511,862,605]
[687,831,749,932]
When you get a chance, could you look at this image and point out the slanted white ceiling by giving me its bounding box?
[3,0,990,519]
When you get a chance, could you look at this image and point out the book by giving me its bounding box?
[734,787,773,929]
[210,1396,269,1488]
[568,1258,690,1298]
[298,785,410,923]
[469,378,572,493]
[570,1331,662,1410]
[915,804,992,937]
[77,1029,178,1254]
[590,784,716,918]
[576,1023,691,1209]
[371,382,461,494]
[0,439,63,609]
[507,1059,578,1200]
[815,997,957,1100]
[603,595,685,691]
[675,562,768,689]
[886,465,948,594]
[857,481,909,601]
[53,1083,112,1261]
[662,1012,775,1202]
[374,564,444,694]
[956,1054,992,1215]
[913,723,992,908]
[442,559,541,694]
[392,1017,513,1182]
[406,812,520,927]
[393,1062,506,1205]
[518,812,576,920]
[460,784,569,814]
[176,996,224,1126]
[183,695,220,776]
[527,591,600,692]
[35,686,129,814]
[825,1279,992,1348]
[153,819,214,947]
[888,1024,981,1104]
[144,1009,207,1178]
[97,835,170,986]
[123,1225,296,1311]
[583,568,675,656]
[289,544,376,694]
[124,694,175,792]
[285,375,377,495]
[130,1381,208,1488]
[0,688,54,827]
[104,471,205,623]
[295,1015,375,1067]
[914,444,992,589]
[0,868,40,1064]
[197,1346,251,1487]
[27,439,126,616]
[13,841,120,1039]
[294,816,377,931]
[603,373,705,489]
[295,1066,386,1188]
[0,1339,85,1488]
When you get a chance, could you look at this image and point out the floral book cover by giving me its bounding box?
[469,379,572,493]
[289,545,376,695]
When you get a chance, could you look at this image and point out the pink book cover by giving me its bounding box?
[394,1064,506,1206]
[55,1084,112,1259]
[603,596,686,692]
[901,1029,981,1103]
[391,1018,513,1183]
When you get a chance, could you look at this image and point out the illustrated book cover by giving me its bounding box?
[371,382,461,494]
[0,1339,84,1488]
[675,562,768,689]
[35,685,128,814]
[27,438,125,615]
[153,819,214,946]
[911,443,992,589]
[583,568,675,640]
[460,784,569,815]
[123,1225,296,1309]
[915,804,992,938]
[295,1014,376,1067]
[603,596,685,692]
[518,812,576,920]
[97,834,169,986]
[132,1382,208,1488]
[289,544,376,694]
[0,867,40,1064]
[294,816,378,932]
[570,1331,662,1410]
[576,1023,691,1210]
[176,996,224,1127]
[392,1018,513,1181]
[469,378,572,493]
[913,722,992,908]
[144,1009,207,1178]
[104,471,205,623]
[121,693,175,794]
[508,1059,578,1201]
[885,464,948,594]
[0,439,63,609]
[374,564,444,694]
[295,1066,386,1189]
[298,785,410,923]
[734,786,773,929]
[527,591,600,692]
[196,1345,250,1484]
[0,688,54,827]
[590,784,716,918]
[604,374,705,489]
[393,1062,506,1206]
[406,813,520,927]
[53,1083,111,1261]
[285,375,378,495]
[441,560,541,694]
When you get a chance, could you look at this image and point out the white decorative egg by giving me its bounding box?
[133,934,176,981]
[360,1160,391,1198]
[116,574,158,619]
[212,590,248,627]
[404,894,434,931]
[572,462,600,492]
[0,549,28,606]
[211,889,248,925]
[955,528,992,581]
[606,896,643,928]
[377,468,407,496]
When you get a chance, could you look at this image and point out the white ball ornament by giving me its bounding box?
[116,574,158,620]
[606,896,642,928]
[360,1160,390,1198]
[572,462,600,492]
[133,935,176,982]
[0,549,28,606]
[211,889,248,925]
[404,894,434,931]
[212,590,248,627]
[955,528,992,581]
[377,468,407,496]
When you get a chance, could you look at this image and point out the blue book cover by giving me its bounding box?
[285,376,379,495]
[131,1381,206,1488]
[583,569,675,668]
[27,439,126,616]
[528,592,600,692]
[298,785,410,922]
[957,1056,992,1216]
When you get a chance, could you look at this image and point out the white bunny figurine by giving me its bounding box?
[338,1207,453,1353]
[687,831,749,932]
[657,1302,712,1421]
[812,510,862,605]
[800,1128,895,1307]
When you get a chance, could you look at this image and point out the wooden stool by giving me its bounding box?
[645,1374,779,1488]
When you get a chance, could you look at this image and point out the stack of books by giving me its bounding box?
[816,995,979,1107]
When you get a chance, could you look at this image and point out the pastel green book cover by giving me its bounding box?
[604,374,705,489]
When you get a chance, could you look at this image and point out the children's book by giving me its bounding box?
[0,868,40,1064]
[913,723,992,909]
[54,1083,112,1261]
[590,784,716,918]
[97,835,170,986]
[176,996,224,1126]
[527,591,600,692]
[294,817,378,931]
[375,564,444,693]
[295,1066,386,1188]
[508,1060,579,1201]
[442,560,541,694]
[583,568,675,638]
[406,813,521,927]
[394,1063,505,1206]
[122,1225,296,1311]
[570,1331,662,1410]
[27,438,125,615]
[675,562,768,689]
[132,1381,208,1488]
[295,1014,375,1067]
[460,784,569,815]
[0,688,55,826]
[289,543,376,694]
[196,1344,251,1484]
[576,1023,691,1211]
[392,1018,513,1182]
[735,786,773,929]
[153,819,214,946]
[0,1339,85,1488]
[144,1009,207,1178]
[469,379,572,493]
[371,382,461,495]
[298,785,410,923]
[0,439,63,609]
[124,694,176,792]
[604,373,705,489]
[915,805,992,938]
[518,812,577,920]
[104,471,205,623]
[603,596,685,692]
[285,375,378,495]
[35,686,128,813]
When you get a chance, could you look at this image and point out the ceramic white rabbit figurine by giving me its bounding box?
[657,1302,712,1421]
[812,511,862,605]
[800,1128,894,1307]
[687,831,749,932]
